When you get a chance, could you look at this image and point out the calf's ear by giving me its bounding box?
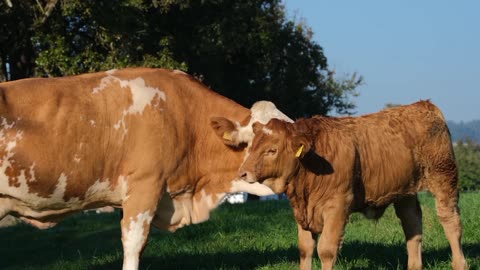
[252,121,264,134]
[290,134,311,159]
[210,116,243,147]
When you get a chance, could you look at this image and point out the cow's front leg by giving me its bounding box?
[316,202,348,270]
[297,223,317,270]
[121,178,162,270]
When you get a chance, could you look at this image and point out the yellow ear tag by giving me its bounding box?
[223,131,233,140]
[295,144,304,158]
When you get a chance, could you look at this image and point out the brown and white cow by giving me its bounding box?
[230,101,467,270]
[0,68,292,270]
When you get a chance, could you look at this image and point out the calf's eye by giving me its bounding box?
[265,148,277,155]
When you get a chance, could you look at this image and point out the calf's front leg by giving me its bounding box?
[297,223,318,270]
[316,205,348,270]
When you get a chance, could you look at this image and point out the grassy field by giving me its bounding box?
[1,193,479,270]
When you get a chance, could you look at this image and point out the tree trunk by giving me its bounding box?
[9,45,34,80]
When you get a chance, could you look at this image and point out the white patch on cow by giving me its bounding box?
[89,120,96,127]
[84,179,110,199]
[120,77,166,114]
[6,140,16,152]
[0,116,128,218]
[172,69,187,75]
[1,141,125,216]
[106,69,117,75]
[230,180,275,196]
[237,101,292,144]
[236,101,293,164]
[122,211,153,270]
[0,120,66,210]
[50,173,69,200]
[262,127,273,135]
[28,163,36,183]
[117,175,129,202]
[81,177,129,206]
[92,75,116,94]
[251,101,293,124]
[92,74,166,136]
[1,117,15,129]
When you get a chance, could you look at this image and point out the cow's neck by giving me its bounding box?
[156,87,250,230]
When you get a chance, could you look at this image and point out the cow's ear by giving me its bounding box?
[210,116,242,147]
[290,134,311,159]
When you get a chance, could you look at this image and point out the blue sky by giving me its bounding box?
[283,0,479,122]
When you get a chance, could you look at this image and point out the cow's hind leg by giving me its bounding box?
[121,179,163,270]
[297,223,317,270]
[394,195,423,270]
[429,176,467,270]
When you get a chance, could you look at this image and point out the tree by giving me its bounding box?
[454,140,480,191]
[384,103,401,108]
[0,0,361,118]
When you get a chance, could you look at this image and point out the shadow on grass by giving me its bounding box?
[90,242,480,270]
[340,241,480,269]
[91,247,300,270]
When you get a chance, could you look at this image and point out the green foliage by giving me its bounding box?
[455,140,480,191]
[1,193,479,269]
[0,0,361,117]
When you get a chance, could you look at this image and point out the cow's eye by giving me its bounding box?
[265,148,277,155]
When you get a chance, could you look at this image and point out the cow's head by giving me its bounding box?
[210,101,293,148]
[237,118,312,193]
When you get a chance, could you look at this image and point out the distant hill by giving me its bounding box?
[447,120,480,143]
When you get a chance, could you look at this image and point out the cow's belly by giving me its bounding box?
[0,176,128,223]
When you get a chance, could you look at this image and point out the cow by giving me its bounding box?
[222,101,467,270]
[0,67,292,270]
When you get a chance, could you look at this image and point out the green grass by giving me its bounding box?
[1,193,479,270]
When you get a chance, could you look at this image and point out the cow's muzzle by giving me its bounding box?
[238,170,257,183]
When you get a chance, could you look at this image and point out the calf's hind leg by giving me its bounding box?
[429,176,467,270]
[394,195,423,270]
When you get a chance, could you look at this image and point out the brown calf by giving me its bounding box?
[234,101,467,270]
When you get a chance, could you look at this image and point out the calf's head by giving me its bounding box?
[238,119,311,193]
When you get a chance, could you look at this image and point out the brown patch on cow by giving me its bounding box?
[5,165,21,187]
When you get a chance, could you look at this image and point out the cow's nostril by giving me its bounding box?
[239,172,247,179]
